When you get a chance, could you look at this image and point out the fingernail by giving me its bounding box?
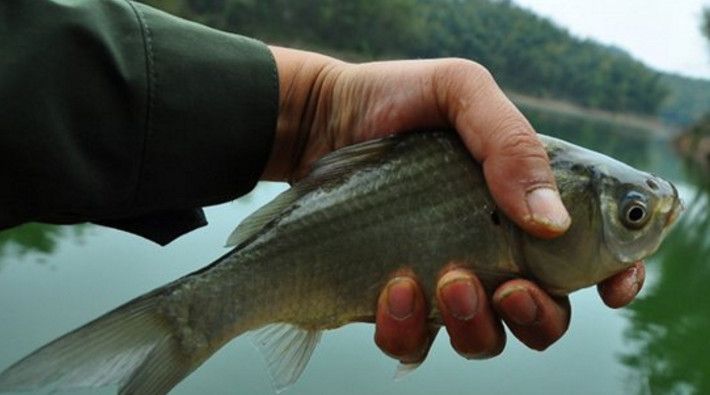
[496,286,538,326]
[526,187,571,231]
[439,272,479,321]
[387,278,416,320]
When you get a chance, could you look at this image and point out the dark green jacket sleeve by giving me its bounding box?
[0,0,278,244]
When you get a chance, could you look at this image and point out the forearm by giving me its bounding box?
[1,0,278,242]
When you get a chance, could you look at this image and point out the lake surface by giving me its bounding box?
[0,109,707,395]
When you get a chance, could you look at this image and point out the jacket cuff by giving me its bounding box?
[130,2,278,210]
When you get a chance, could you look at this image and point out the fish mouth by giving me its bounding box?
[663,180,684,229]
[665,197,684,228]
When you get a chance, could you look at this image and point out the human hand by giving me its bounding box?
[375,262,645,362]
[263,46,645,361]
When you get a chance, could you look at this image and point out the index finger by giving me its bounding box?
[434,59,571,238]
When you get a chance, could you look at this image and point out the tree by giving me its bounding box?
[141,0,670,115]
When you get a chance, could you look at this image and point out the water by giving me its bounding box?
[0,109,707,395]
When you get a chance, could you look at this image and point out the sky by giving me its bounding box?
[514,0,710,80]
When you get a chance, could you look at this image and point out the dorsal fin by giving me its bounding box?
[226,135,400,248]
[304,135,398,183]
[225,187,303,248]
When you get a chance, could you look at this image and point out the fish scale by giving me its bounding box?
[192,134,519,336]
[0,131,682,394]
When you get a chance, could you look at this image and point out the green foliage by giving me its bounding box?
[0,223,87,267]
[686,113,710,138]
[658,74,710,126]
[186,0,225,14]
[176,0,426,56]
[618,12,710,391]
[409,0,667,114]
[140,0,670,115]
[621,183,710,395]
[142,0,187,14]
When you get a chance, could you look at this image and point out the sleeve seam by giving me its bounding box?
[123,0,156,207]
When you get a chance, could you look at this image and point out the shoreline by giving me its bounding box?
[507,92,677,138]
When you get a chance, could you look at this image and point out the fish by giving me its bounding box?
[0,130,683,394]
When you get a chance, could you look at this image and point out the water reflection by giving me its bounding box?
[0,223,88,266]
[522,106,653,168]
[522,107,709,395]
[620,162,710,395]
[0,110,703,394]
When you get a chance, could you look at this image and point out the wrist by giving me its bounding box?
[261,46,346,181]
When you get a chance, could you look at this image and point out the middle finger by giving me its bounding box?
[436,268,506,359]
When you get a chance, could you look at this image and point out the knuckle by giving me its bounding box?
[441,58,495,87]
[493,124,544,159]
[466,61,495,85]
[485,128,554,190]
[432,58,500,124]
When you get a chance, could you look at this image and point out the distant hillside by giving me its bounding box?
[409,0,668,115]
[142,0,670,116]
[659,74,710,127]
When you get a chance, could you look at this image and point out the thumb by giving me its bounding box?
[435,59,570,238]
[482,130,571,238]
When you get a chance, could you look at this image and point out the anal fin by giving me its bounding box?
[250,324,322,392]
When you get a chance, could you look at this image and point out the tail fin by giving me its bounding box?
[0,291,197,395]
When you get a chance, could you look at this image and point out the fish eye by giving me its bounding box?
[620,193,649,229]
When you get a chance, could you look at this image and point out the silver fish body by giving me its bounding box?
[0,131,682,394]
